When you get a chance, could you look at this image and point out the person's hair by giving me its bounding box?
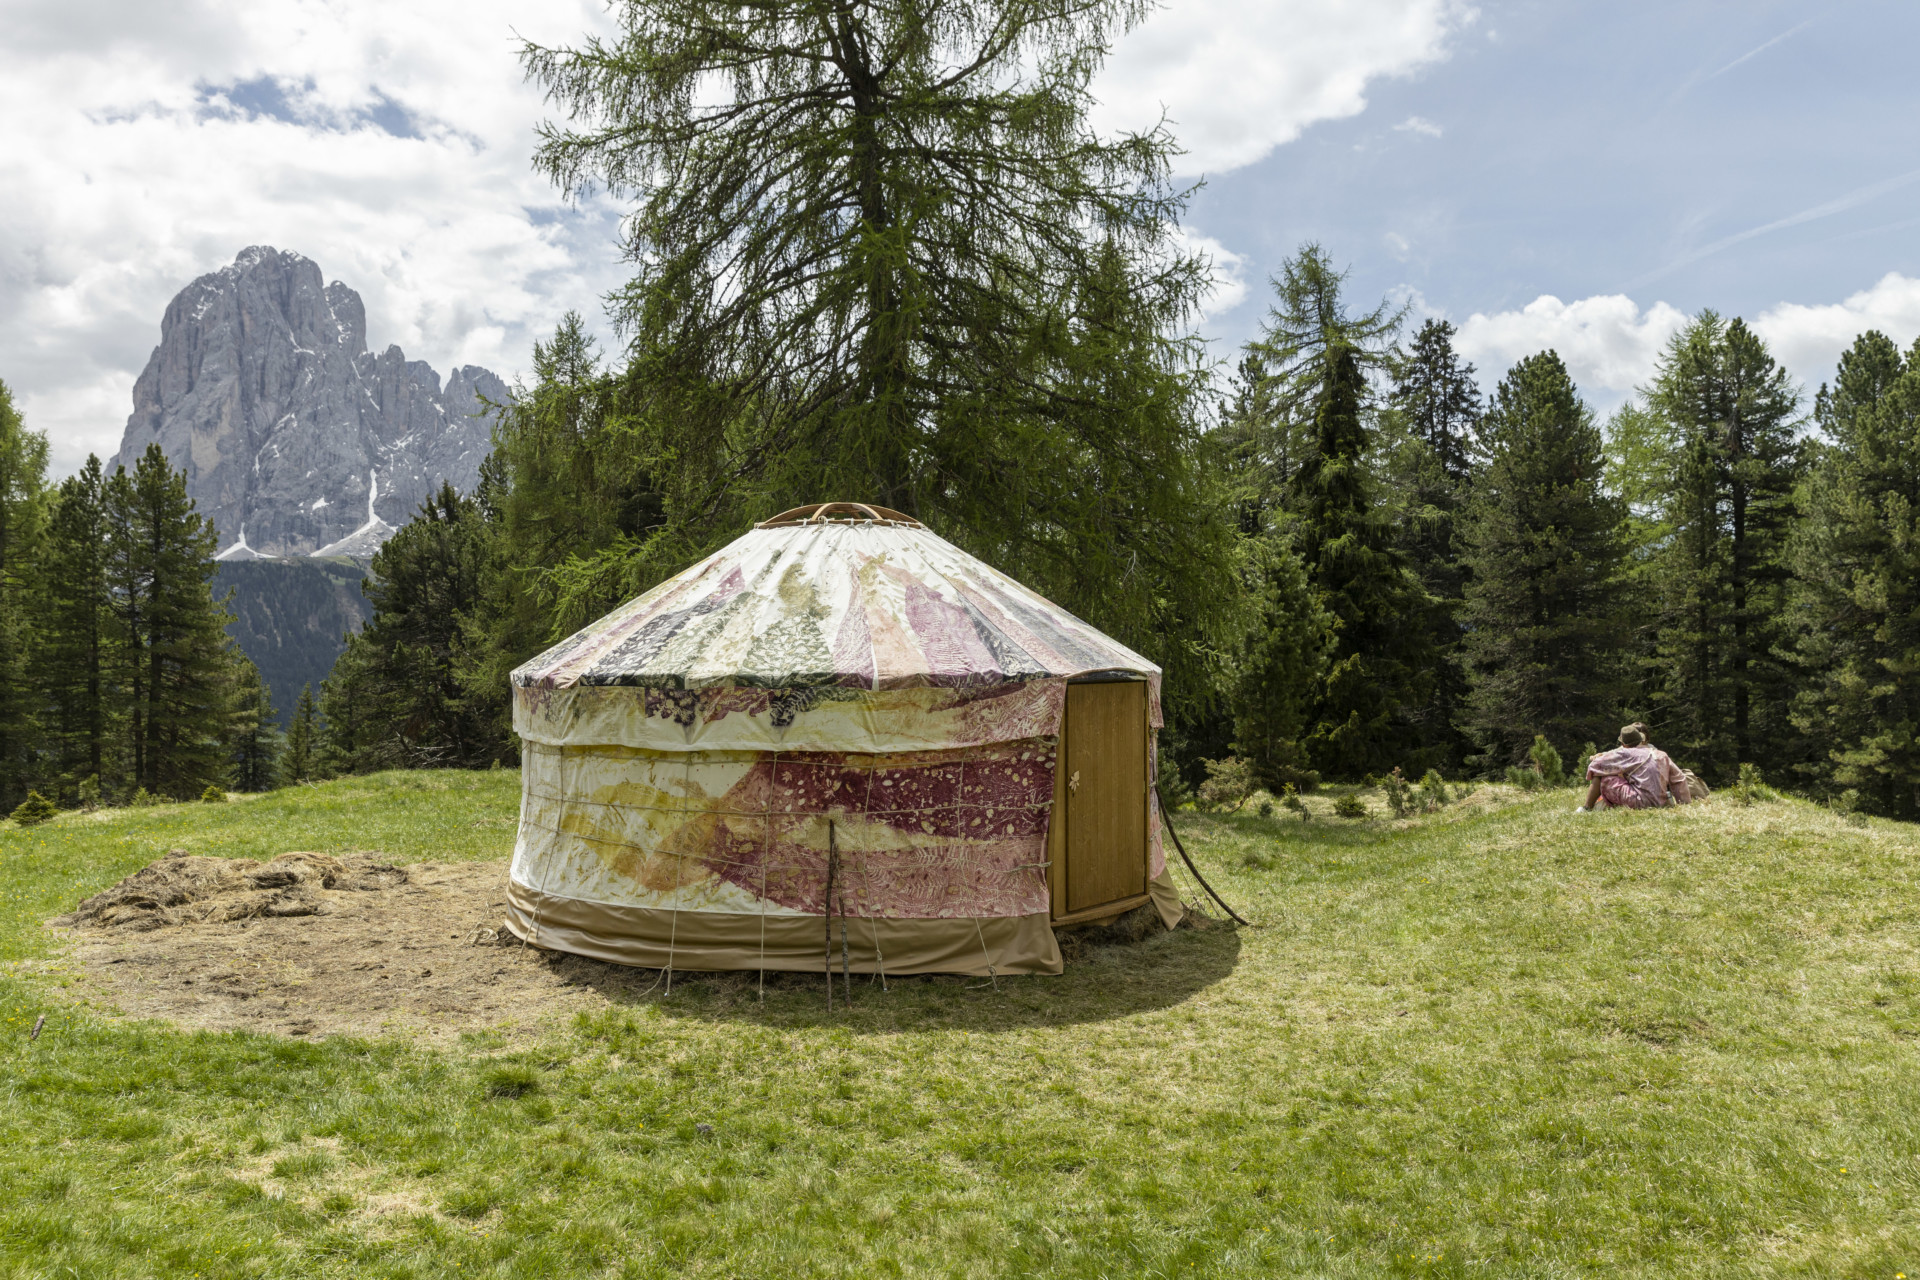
[1619,723,1646,747]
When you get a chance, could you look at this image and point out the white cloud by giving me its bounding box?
[3,0,1478,476]
[1451,276,1920,404]
[1092,0,1472,176]
[1174,228,1251,321]
[1394,115,1443,137]
[0,0,626,476]
[1753,273,1920,387]
[1454,294,1689,394]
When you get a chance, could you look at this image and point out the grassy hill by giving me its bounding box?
[3,776,1918,1277]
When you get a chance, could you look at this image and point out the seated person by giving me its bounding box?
[1577,723,1692,812]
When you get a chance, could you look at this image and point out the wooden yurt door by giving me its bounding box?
[1048,679,1151,924]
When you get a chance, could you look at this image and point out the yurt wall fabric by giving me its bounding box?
[506,520,1173,975]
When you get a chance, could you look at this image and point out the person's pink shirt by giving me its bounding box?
[1586,745,1689,808]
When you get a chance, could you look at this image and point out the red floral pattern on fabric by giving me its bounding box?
[701,741,1055,918]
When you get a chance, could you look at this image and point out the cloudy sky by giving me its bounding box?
[4,0,1917,476]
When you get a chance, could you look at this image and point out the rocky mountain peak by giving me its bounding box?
[113,246,507,558]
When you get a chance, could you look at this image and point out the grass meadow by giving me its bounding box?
[2,771,1919,1277]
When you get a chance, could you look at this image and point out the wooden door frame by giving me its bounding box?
[1047,674,1152,925]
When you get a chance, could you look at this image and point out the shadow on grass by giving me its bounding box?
[538,921,1244,1034]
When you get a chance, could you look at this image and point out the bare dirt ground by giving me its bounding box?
[44,849,1185,1043]
[46,851,670,1044]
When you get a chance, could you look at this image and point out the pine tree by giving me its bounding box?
[1230,535,1332,790]
[1645,313,1803,780]
[1814,329,1906,444]
[455,315,667,751]
[228,654,283,792]
[285,683,318,785]
[1458,352,1629,765]
[330,484,497,770]
[36,456,113,796]
[9,791,58,827]
[1212,352,1317,528]
[0,378,50,808]
[1382,319,1482,768]
[521,0,1243,726]
[1393,319,1481,485]
[1254,246,1433,778]
[1202,351,1330,790]
[103,444,235,799]
[1788,333,1920,814]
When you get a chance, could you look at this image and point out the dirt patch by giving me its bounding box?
[48,852,678,1044]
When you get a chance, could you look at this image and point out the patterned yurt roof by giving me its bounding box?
[513,504,1159,692]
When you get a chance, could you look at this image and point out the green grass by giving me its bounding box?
[4,772,1920,1277]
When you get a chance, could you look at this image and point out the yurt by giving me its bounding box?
[504,503,1184,977]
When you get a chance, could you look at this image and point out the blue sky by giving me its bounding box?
[4,0,1917,473]
[1178,0,1920,405]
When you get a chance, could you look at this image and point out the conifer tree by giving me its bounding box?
[228,655,283,792]
[36,456,113,795]
[521,0,1243,724]
[103,444,234,799]
[456,315,667,748]
[1788,333,1920,815]
[330,484,497,769]
[1645,314,1803,779]
[1253,246,1433,778]
[1202,355,1330,788]
[1382,319,1482,768]
[318,635,372,775]
[285,683,318,785]
[0,379,50,808]
[1393,319,1481,484]
[1458,352,1629,764]
[1230,537,1332,790]
[1212,352,1316,523]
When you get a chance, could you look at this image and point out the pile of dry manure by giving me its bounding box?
[54,851,409,931]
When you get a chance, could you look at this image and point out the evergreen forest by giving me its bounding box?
[4,0,1920,822]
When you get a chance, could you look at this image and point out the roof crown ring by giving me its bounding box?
[756,502,925,529]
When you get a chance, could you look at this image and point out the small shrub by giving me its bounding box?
[1576,743,1599,780]
[1333,793,1367,820]
[1505,765,1544,792]
[10,792,59,827]
[200,784,228,804]
[1831,788,1869,827]
[1155,754,1195,810]
[1529,735,1567,787]
[1732,763,1779,806]
[75,774,101,810]
[1196,756,1256,813]
[1256,798,1274,818]
[1504,736,1567,791]
[1418,769,1451,812]
[1383,767,1412,818]
[130,787,162,808]
[1281,783,1309,822]
[1273,767,1321,794]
